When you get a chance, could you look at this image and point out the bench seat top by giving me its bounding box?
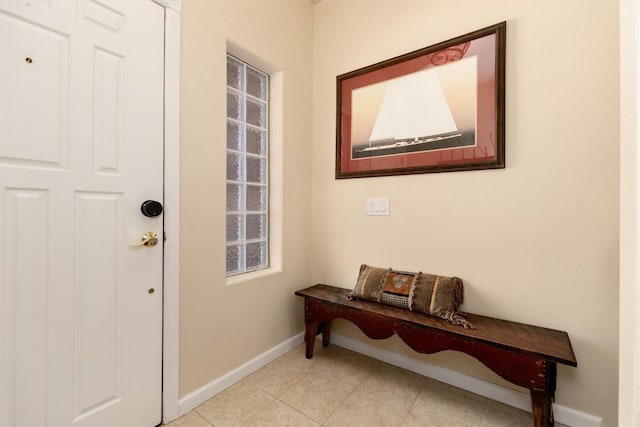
[296,284,577,367]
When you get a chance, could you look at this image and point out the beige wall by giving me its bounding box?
[180,0,620,423]
[180,0,313,396]
[311,0,619,425]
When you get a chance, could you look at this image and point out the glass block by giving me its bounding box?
[246,127,266,156]
[227,183,243,212]
[227,56,243,90]
[246,214,266,240]
[226,244,241,274]
[227,152,244,181]
[227,90,243,120]
[246,185,266,211]
[227,121,243,151]
[246,241,266,269]
[246,156,266,184]
[246,98,266,128]
[226,214,242,242]
[246,67,267,101]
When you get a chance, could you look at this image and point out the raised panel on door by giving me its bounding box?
[73,192,123,422]
[0,11,69,170]
[1,189,49,426]
[93,48,124,175]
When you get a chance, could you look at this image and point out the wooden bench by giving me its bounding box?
[295,284,577,427]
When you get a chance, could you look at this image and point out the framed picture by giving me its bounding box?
[336,22,506,179]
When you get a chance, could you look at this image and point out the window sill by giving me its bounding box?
[225,266,282,287]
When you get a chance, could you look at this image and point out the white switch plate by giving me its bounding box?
[367,197,390,216]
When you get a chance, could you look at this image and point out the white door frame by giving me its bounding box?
[150,0,181,423]
[619,0,640,425]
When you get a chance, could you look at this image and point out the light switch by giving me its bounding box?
[367,197,389,216]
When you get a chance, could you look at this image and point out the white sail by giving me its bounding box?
[369,68,457,142]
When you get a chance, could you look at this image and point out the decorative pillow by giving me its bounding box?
[348,264,475,329]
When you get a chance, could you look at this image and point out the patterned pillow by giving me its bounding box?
[348,264,475,329]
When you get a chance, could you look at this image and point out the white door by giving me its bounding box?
[0,0,164,425]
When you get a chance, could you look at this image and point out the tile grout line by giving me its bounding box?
[397,381,424,427]
[273,370,316,424]
[193,409,216,427]
[275,396,324,426]
[240,398,280,427]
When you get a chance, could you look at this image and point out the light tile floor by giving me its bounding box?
[165,343,567,427]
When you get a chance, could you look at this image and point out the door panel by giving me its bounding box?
[2,189,49,426]
[0,1,164,425]
[73,192,122,419]
[0,10,69,169]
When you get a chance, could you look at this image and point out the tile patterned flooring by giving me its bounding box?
[165,342,567,427]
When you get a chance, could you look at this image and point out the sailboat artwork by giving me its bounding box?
[350,55,478,160]
[335,22,505,178]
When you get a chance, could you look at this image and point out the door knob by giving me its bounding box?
[130,232,159,248]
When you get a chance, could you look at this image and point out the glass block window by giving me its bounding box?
[226,54,269,276]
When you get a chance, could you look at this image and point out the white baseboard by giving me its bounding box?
[330,333,602,427]
[176,331,602,427]
[177,333,304,416]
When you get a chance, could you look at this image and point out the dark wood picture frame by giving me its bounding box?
[336,22,506,179]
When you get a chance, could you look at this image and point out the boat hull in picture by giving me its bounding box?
[352,130,475,159]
